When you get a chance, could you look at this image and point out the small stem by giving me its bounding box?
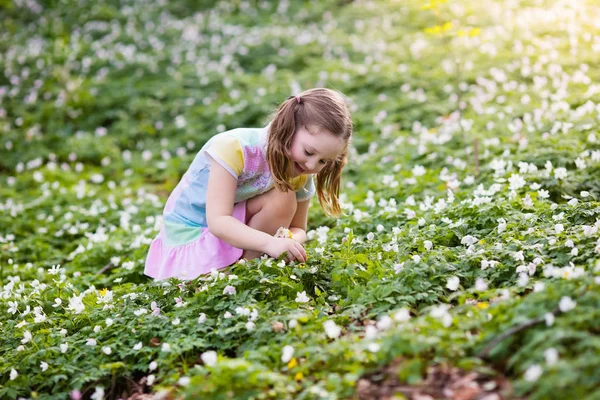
[477,307,559,359]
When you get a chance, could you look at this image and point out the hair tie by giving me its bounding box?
[295,95,301,104]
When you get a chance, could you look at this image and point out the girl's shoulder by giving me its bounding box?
[215,126,267,148]
[201,126,267,150]
[197,127,268,179]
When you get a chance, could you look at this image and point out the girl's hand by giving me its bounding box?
[265,237,307,263]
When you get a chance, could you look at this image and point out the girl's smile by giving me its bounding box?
[294,162,305,174]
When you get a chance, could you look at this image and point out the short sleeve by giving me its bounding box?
[205,135,244,178]
[296,174,316,202]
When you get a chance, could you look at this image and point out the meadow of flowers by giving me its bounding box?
[1,0,600,399]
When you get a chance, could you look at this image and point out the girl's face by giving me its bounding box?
[288,125,346,176]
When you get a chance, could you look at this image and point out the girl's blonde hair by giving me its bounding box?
[266,88,353,216]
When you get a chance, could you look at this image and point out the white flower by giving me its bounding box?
[366,232,375,241]
[544,348,559,366]
[475,278,488,292]
[133,342,143,351]
[367,342,381,353]
[554,167,568,180]
[67,294,85,314]
[430,305,452,327]
[365,325,378,339]
[446,276,460,291]
[412,165,426,176]
[281,345,295,363]
[201,350,218,366]
[149,361,158,371]
[86,338,97,346]
[40,361,48,372]
[323,320,341,339]
[48,264,62,275]
[8,301,18,314]
[544,313,555,327]
[376,316,392,331]
[198,313,207,324]
[517,273,529,287]
[412,254,421,263]
[533,282,545,292]
[161,343,171,352]
[394,262,405,274]
[223,285,236,295]
[22,330,32,344]
[289,319,298,328]
[224,311,232,318]
[524,364,543,382]
[90,387,105,400]
[122,261,135,270]
[423,240,433,251]
[105,318,114,327]
[235,306,251,316]
[150,301,160,316]
[178,376,191,386]
[538,189,550,199]
[172,317,180,326]
[10,368,18,380]
[393,308,411,323]
[133,308,148,317]
[96,290,114,308]
[497,218,507,233]
[559,296,576,312]
[246,321,256,331]
[511,251,524,261]
[147,374,156,385]
[295,291,311,303]
[523,193,534,207]
[508,174,526,191]
[174,297,187,308]
[461,235,478,246]
[102,346,112,355]
[60,343,68,353]
[175,115,186,128]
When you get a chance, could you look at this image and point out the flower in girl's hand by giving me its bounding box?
[275,227,294,239]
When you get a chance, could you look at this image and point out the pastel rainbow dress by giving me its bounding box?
[144,126,315,280]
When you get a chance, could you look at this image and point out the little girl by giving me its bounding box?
[144,88,353,280]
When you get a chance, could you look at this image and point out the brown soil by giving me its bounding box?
[355,358,521,400]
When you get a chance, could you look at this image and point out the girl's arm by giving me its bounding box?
[289,200,309,245]
[206,159,274,253]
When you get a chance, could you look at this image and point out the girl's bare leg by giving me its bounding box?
[241,188,297,260]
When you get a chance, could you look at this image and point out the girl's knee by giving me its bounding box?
[246,188,296,222]
[269,189,297,219]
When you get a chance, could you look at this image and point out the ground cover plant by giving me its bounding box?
[1,0,600,399]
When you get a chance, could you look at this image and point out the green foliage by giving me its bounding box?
[1,0,600,399]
